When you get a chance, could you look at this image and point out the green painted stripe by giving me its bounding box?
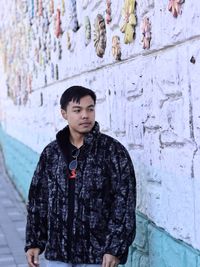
[128,211,200,267]
[0,125,39,200]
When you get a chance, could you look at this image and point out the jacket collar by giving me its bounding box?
[56,121,100,161]
[83,121,100,146]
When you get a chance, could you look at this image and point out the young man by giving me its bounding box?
[25,86,136,267]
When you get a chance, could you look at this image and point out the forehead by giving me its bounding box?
[69,95,95,107]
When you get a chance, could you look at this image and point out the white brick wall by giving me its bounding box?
[0,0,200,250]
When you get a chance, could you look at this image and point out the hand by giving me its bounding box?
[102,253,120,267]
[26,248,40,267]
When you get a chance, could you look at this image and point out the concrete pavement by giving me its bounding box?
[0,150,45,267]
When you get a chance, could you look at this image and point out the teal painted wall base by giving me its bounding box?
[0,125,39,200]
[129,212,200,267]
[0,126,200,266]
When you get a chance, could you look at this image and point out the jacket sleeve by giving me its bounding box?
[103,144,136,262]
[24,148,48,254]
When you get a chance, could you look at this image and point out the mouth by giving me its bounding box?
[79,122,91,126]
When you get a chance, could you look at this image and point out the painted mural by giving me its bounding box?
[0,0,184,106]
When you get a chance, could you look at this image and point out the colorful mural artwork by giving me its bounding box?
[68,0,79,32]
[0,0,185,106]
[168,0,185,18]
[84,16,91,46]
[112,36,121,60]
[106,0,112,24]
[93,14,107,58]
[141,17,151,49]
[120,0,137,44]
[55,8,62,38]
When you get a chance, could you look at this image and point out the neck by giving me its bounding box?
[69,131,84,149]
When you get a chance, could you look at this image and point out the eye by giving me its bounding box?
[74,109,80,113]
[88,107,94,112]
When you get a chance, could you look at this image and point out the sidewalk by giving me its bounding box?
[0,151,45,267]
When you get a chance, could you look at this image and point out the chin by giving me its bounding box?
[81,128,92,133]
[79,125,93,133]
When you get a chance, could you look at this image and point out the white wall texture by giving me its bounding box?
[0,0,200,253]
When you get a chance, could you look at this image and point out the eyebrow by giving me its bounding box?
[72,104,95,109]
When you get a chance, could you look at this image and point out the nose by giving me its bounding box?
[81,110,89,119]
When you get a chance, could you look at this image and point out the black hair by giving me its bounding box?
[60,85,96,110]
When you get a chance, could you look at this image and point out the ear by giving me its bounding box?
[61,109,68,120]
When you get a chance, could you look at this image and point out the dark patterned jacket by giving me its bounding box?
[25,122,136,264]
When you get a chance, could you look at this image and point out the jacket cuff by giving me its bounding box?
[24,243,45,254]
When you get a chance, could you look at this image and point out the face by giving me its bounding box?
[61,95,95,135]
